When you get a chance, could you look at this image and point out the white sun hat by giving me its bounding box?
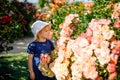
[31,20,50,40]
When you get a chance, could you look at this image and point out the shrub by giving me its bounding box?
[0,0,36,52]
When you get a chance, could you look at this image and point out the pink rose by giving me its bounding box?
[106,63,116,73]
[86,27,93,36]
[110,54,118,64]
[97,19,111,25]
[108,72,117,80]
[111,40,120,55]
[80,33,87,38]
[113,22,120,28]
[111,12,119,19]
[114,23,120,28]
[112,47,120,55]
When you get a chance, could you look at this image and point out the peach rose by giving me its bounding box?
[108,72,117,80]
[110,54,118,64]
[106,63,116,73]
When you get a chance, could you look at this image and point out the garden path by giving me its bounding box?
[8,37,33,53]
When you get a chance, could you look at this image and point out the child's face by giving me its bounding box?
[37,25,51,39]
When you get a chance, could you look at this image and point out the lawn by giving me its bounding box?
[0,53,28,80]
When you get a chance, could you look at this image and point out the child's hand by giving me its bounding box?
[40,53,51,65]
[45,54,50,63]
[30,71,35,80]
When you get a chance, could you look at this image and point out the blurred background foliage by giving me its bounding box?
[1,0,113,52]
[37,0,120,40]
[50,0,120,40]
[0,0,120,52]
[0,0,36,52]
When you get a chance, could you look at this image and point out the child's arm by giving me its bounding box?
[28,54,35,80]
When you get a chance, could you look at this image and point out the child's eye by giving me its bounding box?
[45,30,48,32]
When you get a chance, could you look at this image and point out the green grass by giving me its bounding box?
[0,53,28,80]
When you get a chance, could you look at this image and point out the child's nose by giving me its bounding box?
[48,31,50,34]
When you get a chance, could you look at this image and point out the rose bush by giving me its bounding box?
[49,0,120,40]
[50,14,120,80]
[0,0,36,52]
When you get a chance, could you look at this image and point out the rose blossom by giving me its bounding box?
[1,16,12,24]
[110,54,119,64]
[108,72,117,80]
[51,58,70,80]
[97,18,111,25]
[86,27,93,36]
[106,63,116,73]
[22,19,27,24]
[71,56,98,80]
[111,40,120,55]
[111,3,120,19]
[114,22,120,28]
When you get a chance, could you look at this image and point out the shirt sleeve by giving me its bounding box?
[27,42,36,54]
[48,40,55,51]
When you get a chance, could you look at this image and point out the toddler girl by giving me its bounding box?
[27,21,56,80]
